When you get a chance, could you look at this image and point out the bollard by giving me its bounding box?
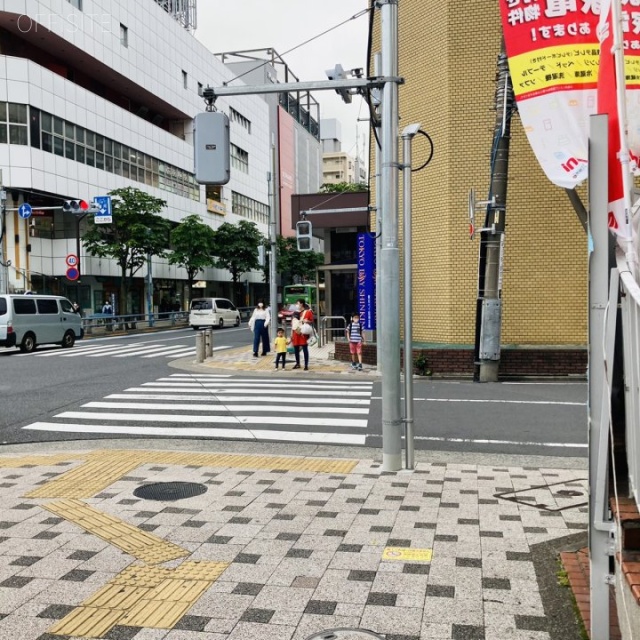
[195,331,205,363]
[204,328,213,358]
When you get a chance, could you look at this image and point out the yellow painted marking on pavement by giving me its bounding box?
[382,547,433,562]
[50,561,228,637]
[0,453,83,468]
[43,499,188,564]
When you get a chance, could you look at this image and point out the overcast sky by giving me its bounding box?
[195,0,370,169]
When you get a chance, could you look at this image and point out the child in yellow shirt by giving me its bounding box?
[274,328,290,369]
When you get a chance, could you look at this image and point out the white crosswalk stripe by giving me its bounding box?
[22,373,375,445]
[24,342,227,360]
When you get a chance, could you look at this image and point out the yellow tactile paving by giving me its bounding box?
[26,456,141,498]
[50,561,229,637]
[0,453,83,468]
[43,499,189,564]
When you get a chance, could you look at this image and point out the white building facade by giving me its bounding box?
[0,0,271,314]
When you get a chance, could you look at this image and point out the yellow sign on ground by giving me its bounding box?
[382,547,433,562]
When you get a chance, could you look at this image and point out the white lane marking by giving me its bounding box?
[33,343,146,357]
[22,422,366,445]
[143,381,372,391]
[107,394,371,405]
[83,401,369,415]
[136,385,372,397]
[109,344,191,357]
[166,375,373,386]
[124,387,373,396]
[367,434,587,448]
[54,411,368,428]
[502,382,585,385]
[370,396,583,405]
[157,345,231,358]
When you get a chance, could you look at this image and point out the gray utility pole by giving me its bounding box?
[475,45,514,383]
[401,123,421,471]
[373,52,383,374]
[269,144,278,333]
[379,0,402,471]
[0,170,6,295]
[203,2,403,469]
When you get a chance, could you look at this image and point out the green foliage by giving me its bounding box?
[270,236,324,283]
[211,220,266,288]
[82,187,169,314]
[167,215,217,296]
[318,182,368,193]
[413,353,432,376]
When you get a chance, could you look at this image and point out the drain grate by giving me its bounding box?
[494,479,588,512]
[305,630,385,640]
[133,482,207,502]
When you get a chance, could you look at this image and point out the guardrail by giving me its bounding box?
[618,253,640,511]
[82,311,189,335]
[318,316,347,348]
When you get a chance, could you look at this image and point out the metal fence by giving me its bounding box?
[619,253,640,510]
[81,311,189,335]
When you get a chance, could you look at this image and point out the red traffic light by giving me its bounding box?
[63,199,90,212]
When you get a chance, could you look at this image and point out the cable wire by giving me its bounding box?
[224,6,374,86]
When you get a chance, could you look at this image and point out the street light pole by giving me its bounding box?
[379,0,402,472]
[269,144,278,336]
[147,251,154,327]
[0,170,6,295]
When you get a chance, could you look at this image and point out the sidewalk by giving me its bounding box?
[0,437,592,640]
[201,341,378,376]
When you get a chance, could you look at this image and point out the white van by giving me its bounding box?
[189,298,241,330]
[0,294,84,353]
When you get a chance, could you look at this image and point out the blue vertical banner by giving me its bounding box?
[357,232,376,330]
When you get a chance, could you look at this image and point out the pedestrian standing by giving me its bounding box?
[102,299,114,331]
[346,312,365,370]
[274,328,289,369]
[248,300,271,357]
[291,299,314,370]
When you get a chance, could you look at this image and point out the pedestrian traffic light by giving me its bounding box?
[63,199,90,212]
[296,220,312,252]
[258,245,266,267]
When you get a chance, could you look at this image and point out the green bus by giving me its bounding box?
[283,284,317,306]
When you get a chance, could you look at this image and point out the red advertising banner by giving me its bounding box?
[500,0,640,192]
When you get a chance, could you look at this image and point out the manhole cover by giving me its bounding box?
[305,630,385,640]
[494,478,588,512]
[133,482,207,502]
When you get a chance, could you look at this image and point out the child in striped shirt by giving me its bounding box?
[346,312,364,371]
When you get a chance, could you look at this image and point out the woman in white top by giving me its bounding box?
[248,300,271,357]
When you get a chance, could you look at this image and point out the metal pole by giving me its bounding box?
[147,252,154,327]
[269,145,278,341]
[379,0,402,471]
[478,45,513,382]
[588,113,612,640]
[0,169,6,295]
[195,331,205,363]
[402,125,419,470]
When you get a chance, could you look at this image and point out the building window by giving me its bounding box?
[231,191,269,225]
[229,107,251,134]
[182,70,188,89]
[120,24,128,47]
[6,103,28,145]
[230,144,249,173]
[67,0,82,9]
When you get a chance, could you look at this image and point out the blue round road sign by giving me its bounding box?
[18,203,32,219]
[66,267,79,281]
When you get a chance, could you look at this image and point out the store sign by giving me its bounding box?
[206,199,226,215]
[357,232,376,331]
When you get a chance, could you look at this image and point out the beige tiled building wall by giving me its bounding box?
[373,0,588,347]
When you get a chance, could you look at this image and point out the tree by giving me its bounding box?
[318,182,368,193]
[268,236,324,284]
[83,187,170,317]
[167,215,217,304]
[211,220,265,302]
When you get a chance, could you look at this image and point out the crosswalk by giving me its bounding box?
[16,341,230,360]
[22,373,375,446]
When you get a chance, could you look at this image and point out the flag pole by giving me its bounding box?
[610,0,639,274]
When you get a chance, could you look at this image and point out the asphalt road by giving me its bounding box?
[0,327,587,457]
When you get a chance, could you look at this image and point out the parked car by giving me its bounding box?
[189,298,241,329]
[278,304,298,325]
[0,294,84,353]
